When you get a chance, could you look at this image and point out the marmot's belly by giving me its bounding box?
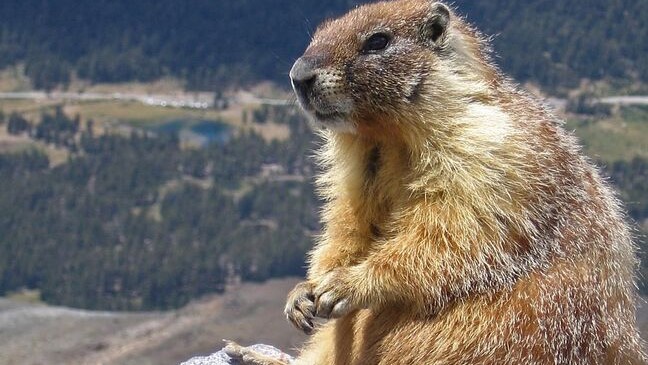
[318,280,641,365]
[334,305,494,365]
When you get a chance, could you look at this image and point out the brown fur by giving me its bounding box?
[228,1,646,364]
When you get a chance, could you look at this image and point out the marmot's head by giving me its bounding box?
[290,0,497,139]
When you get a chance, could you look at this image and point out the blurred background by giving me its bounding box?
[0,0,646,364]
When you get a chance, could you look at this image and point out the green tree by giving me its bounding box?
[7,112,30,135]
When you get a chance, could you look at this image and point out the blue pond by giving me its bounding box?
[153,120,231,146]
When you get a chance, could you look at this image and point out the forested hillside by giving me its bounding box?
[0,0,646,90]
[0,107,319,310]
[0,104,647,310]
[457,0,648,88]
[0,0,646,312]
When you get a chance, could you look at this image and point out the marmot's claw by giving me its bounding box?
[284,281,316,334]
[330,298,351,318]
[314,291,337,318]
[313,269,356,319]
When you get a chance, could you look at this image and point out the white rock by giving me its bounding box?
[180,344,294,365]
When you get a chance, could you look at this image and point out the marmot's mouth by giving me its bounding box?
[314,109,345,122]
[294,95,328,119]
[295,92,350,126]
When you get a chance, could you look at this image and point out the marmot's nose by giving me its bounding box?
[290,56,319,99]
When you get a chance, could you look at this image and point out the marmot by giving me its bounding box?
[226,0,646,364]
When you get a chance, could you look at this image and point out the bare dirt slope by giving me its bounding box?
[0,278,306,365]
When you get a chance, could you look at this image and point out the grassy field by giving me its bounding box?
[0,99,62,118]
[0,65,31,92]
[1,97,291,148]
[2,84,646,163]
[566,106,648,162]
[68,100,290,141]
[2,96,645,168]
[0,67,292,143]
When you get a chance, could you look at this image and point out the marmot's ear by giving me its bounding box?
[421,2,450,45]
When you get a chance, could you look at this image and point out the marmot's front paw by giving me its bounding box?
[284,281,316,334]
[313,269,359,319]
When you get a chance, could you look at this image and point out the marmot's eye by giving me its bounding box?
[362,33,391,53]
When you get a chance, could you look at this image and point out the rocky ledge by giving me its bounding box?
[180,344,294,365]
